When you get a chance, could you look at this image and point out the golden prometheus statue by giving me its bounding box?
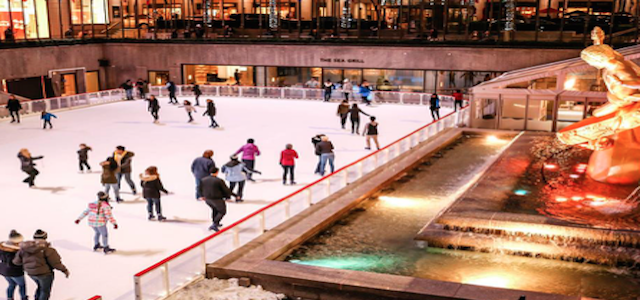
[558,27,640,184]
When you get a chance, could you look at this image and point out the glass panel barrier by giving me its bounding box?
[137,267,167,300]
[167,249,204,292]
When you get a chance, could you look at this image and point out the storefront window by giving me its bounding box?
[425,71,437,93]
[183,65,255,86]
[526,99,553,131]
[0,0,49,39]
[71,0,109,24]
[266,67,315,87]
[506,76,557,90]
[363,69,424,92]
[149,71,170,86]
[564,70,601,92]
[499,97,526,130]
[557,98,585,130]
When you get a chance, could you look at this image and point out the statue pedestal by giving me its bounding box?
[588,128,640,185]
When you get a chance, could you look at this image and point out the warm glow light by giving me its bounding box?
[556,197,568,202]
[564,77,577,90]
[378,196,421,208]
[586,194,597,199]
[569,174,580,179]
[486,135,500,143]
[571,196,584,201]
[544,163,558,170]
[463,274,511,289]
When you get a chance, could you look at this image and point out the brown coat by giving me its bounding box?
[101,163,117,184]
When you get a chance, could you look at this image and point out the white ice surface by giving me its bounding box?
[0,97,450,300]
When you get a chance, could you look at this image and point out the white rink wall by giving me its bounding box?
[0,96,452,300]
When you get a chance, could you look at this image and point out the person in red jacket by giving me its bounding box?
[280,144,299,185]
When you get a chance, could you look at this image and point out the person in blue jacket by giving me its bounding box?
[359,81,372,106]
[429,93,441,121]
[221,155,261,202]
[41,111,57,129]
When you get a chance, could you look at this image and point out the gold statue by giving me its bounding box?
[558,27,640,184]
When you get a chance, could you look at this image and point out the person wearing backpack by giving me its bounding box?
[75,192,118,254]
[13,230,69,300]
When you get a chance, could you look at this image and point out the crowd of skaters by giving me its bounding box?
[1,76,463,299]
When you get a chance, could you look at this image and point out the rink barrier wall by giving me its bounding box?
[149,85,463,108]
[133,103,471,300]
[0,89,126,120]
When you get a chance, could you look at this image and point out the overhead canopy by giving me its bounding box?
[470,44,640,95]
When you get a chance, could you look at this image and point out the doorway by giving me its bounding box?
[61,74,78,96]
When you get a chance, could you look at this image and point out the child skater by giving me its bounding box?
[78,143,92,173]
[203,99,219,128]
[147,95,160,123]
[181,100,197,123]
[41,111,57,129]
[75,191,118,254]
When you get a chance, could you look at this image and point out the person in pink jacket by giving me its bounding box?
[234,139,260,182]
[75,192,118,254]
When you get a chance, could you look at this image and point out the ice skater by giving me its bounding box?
[198,167,235,232]
[100,157,122,202]
[337,100,350,129]
[18,148,43,188]
[349,103,370,134]
[166,81,178,104]
[5,95,21,123]
[13,229,70,300]
[234,139,261,182]
[0,230,27,300]
[312,134,325,174]
[192,84,202,106]
[316,136,335,176]
[180,100,197,123]
[191,150,216,199]
[121,79,134,100]
[359,81,372,106]
[430,93,441,121]
[41,111,57,129]
[147,95,160,123]
[342,79,353,101]
[140,166,170,221]
[280,144,298,185]
[78,143,92,173]
[222,155,261,202]
[363,116,380,150]
[203,99,219,128]
[323,79,333,102]
[453,90,464,112]
[113,146,136,195]
[75,191,118,254]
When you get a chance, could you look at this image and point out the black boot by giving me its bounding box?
[93,244,103,251]
[103,247,116,254]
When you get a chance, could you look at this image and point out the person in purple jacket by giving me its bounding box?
[234,139,260,182]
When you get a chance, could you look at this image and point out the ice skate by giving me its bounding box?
[93,244,104,251]
[103,247,116,254]
[208,224,220,232]
[148,214,156,221]
[157,215,167,222]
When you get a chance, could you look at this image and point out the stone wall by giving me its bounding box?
[0,43,581,90]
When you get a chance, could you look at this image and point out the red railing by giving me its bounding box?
[134,106,469,300]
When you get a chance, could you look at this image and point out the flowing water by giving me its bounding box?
[286,135,640,299]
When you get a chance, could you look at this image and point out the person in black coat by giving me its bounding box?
[203,99,219,128]
[5,95,22,123]
[430,93,441,121]
[349,104,370,134]
[166,81,178,104]
[77,144,92,173]
[192,84,202,106]
[140,166,169,221]
[311,134,325,174]
[198,167,235,232]
[0,230,26,300]
[18,149,43,187]
[147,95,160,123]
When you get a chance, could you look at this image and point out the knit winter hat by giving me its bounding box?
[97,191,109,201]
[33,229,48,240]
[9,230,23,243]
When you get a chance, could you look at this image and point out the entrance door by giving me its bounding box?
[61,74,78,96]
[86,71,100,93]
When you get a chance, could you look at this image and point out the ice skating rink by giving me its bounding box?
[0,96,451,299]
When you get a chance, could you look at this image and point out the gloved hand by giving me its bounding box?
[74,220,80,224]
[63,270,70,278]
[114,224,119,230]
